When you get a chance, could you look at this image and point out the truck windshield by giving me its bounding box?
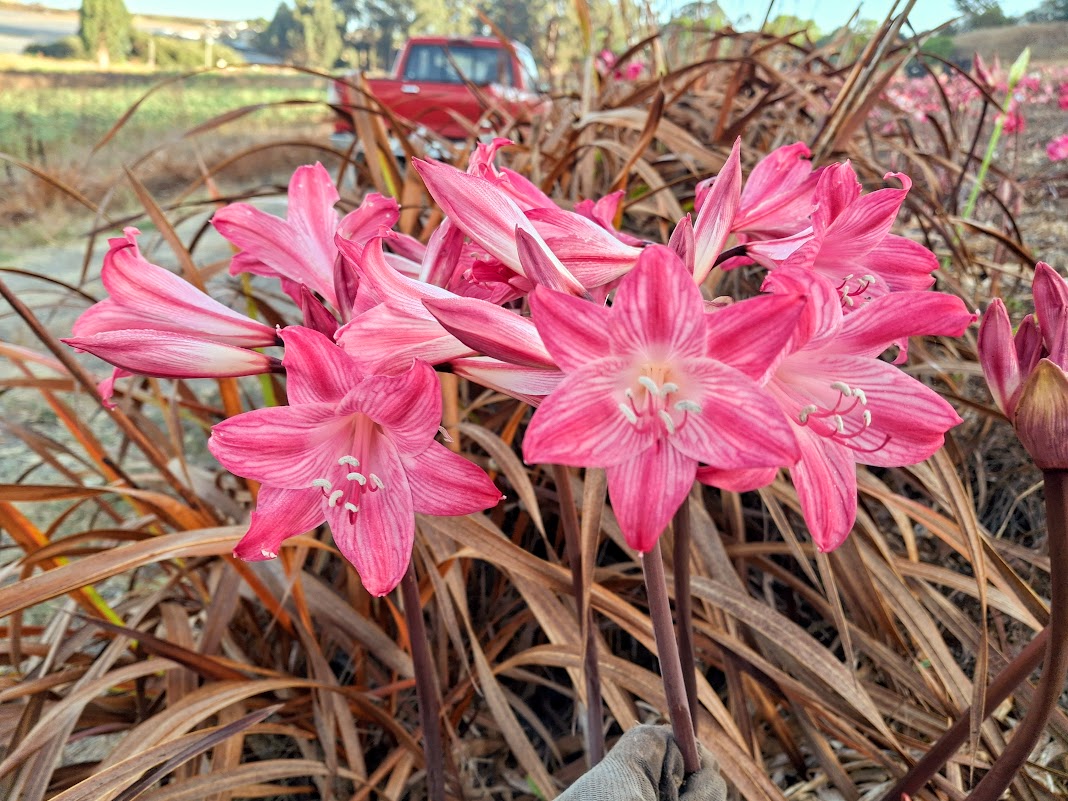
[402,44,514,87]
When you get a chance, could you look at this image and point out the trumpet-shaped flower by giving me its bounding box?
[523,245,800,552]
[719,269,976,550]
[209,326,502,595]
[64,227,279,404]
[979,262,1068,469]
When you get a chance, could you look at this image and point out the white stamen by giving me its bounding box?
[861,274,877,285]
[338,455,360,467]
[437,425,454,443]
[347,471,367,485]
[661,382,680,394]
[830,381,852,396]
[311,478,332,490]
[853,388,868,405]
[799,404,818,423]
[658,410,676,434]
[344,502,359,514]
[843,295,855,307]
[260,547,277,559]
[674,399,702,414]
[833,415,846,434]
[327,489,344,507]
[370,474,385,489]
[624,388,634,399]
[863,410,872,426]
[637,375,661,396]
[618,403,639,425]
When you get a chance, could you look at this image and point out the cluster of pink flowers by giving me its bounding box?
[1048,134,1068,162]
[65,140,978,594]
[596,49,646,82]
[880,58,1068,137]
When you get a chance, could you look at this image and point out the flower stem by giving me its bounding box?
[399,562,446,801]
[880,626,1049,800]
[964,468,1068,801]
[673,501,699,723]
[551,464,605,766]
[643,538,700,774]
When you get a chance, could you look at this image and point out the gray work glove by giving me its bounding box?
[557,725,727,801]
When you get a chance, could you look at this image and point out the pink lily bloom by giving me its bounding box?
[746,162,938,306]
[64,227,279,404]
[1047,134,1068,162]
[213,163,398,309]
[412,158,588,297]
[979,262,1068,469]
[70,227,277,348]
[523,245,800,552]
[714,269,975,550]
[209,326,502,596]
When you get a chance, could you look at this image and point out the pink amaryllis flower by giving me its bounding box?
[522,245,800,552]
[1047,134,1068,162]
[208,326,501,595]
[746,162,938,306]
[716,269,976,550]
[213,163,398,309]
[979,262,1068,469]
[63,227,280,402]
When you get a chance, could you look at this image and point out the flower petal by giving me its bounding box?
[529,286,611,371]
[610,245,706,360]
[607,442,695,552]
[209,403,351,489]
[696,465,777,493]
[73,228,277,347]
[978,299,1021,415]
[705,293,806,383]
[1034,262,1068,365]
[233,486,324,561]
[789,427,858,552]
[63,330,277,379]
[449,357,563,406]
[833,290,977,359]
[336,303,473,374]
[339,361,442,455]
[423,296,555,368]
[692,138,741,283]
[523,358,655,467]
[278,325,362,404]
[329,430,413,596]
[671,359,799,470]
[404,442,503,515]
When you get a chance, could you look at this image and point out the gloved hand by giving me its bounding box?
[556,725,727,801]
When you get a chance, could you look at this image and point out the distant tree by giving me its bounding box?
[1022,0,1068,21]
[297,0,344,68]
[765,13,820,43]
[953,0,1013,30]
[257,2,303,61]
[78,0,132,68]
[474,0,545,46]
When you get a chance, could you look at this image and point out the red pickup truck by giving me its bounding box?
[330,36,549,152]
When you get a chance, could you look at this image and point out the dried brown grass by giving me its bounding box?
[0,17,1064,801]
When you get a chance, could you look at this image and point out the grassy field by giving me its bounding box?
[0,66,337,247]
[0,68,328,162]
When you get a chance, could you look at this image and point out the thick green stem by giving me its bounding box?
[399,563,446,801]
[643,539,700,774]
[880,626,1049,801]
[965,468,1068,801]
[672,501,699,723]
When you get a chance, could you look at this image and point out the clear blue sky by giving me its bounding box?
[34,0,1046,30]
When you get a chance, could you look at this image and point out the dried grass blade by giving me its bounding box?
[460,423,544,535]
[0,526,243,619]
[123,168,203,292]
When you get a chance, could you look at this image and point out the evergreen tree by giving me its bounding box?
[297,0,344,68]
[78,0,132,68]
[257,2,303,61]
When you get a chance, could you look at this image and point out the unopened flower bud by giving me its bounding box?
[1014,359,1068,470]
